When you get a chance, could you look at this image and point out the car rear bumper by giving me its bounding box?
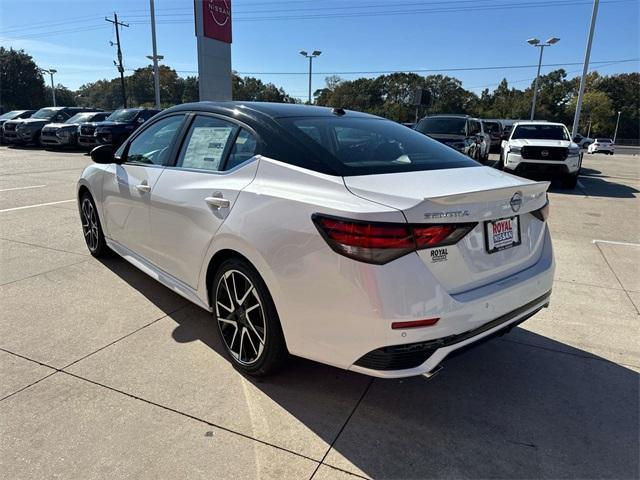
[351,290,550,377]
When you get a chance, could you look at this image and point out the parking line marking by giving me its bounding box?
[0,185,46,192]
[592,239,640,247]
[0,199,75,213]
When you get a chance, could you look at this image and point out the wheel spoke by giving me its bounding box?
[244,327,259,355]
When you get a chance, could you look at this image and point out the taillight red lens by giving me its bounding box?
[313,214,476,264]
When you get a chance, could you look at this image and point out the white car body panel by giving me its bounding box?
[588,141,615,154]
[78,107,556,379]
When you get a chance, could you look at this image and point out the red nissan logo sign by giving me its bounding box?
[203,0,232,43]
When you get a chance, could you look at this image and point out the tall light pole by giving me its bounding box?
[571,0,600,138]
[148,0,162,109]
[300,50,321,104]
[527,37,560,120]
[40,68,57,106]
[613,111,621,143]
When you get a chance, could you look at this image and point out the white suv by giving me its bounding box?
[500,121,581,188]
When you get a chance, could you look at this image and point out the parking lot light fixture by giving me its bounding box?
[528,36,560,120]
[300,50,322,104]
[40,68,57,106]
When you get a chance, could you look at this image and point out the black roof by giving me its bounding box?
[166,101,377,120]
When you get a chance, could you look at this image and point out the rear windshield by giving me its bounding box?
[415,117,466,135]
[595,138,612,143]
[277,117,478,176]
[107,109,138,122]
[511,124,569,141]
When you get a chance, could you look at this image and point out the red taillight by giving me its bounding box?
[392,318,440,329]
[312,214,476,264]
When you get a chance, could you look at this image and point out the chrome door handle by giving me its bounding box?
[136,184,151,193]
[205,196,230,209]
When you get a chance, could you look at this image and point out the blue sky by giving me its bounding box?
[1,0,638,101]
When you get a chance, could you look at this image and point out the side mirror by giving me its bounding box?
[90,145,118,164]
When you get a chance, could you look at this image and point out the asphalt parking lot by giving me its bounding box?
[1,146,638,479]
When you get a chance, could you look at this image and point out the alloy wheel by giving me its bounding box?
[215,269,266,365]
[81,197,99,252]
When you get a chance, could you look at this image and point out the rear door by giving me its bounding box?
[148,114,260,288]
[101,114,186,258]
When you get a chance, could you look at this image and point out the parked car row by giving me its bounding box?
[410,115,601,189]
[1,106,161,150]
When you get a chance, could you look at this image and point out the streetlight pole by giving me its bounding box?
[613,111,621,143]
[300,50,321,104]
[527,37,560,120]
[571,0,600,139]
[40,68,57,106]
[149,0,161,109]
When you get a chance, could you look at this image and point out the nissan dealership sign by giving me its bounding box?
[203,0,232,44]
[194,0,232,101]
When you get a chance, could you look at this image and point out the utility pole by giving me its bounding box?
[571,0,600,138]
[613,111,621,143]
[106,13,129,108]
[149,0,161,109]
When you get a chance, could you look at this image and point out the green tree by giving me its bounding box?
[76,79,123,110]
[232,73,297,103]
[0,47,46,110]
[181,76,199,103]
[129,65,182,107]
[568,90,614,137]
[45,85,76,107]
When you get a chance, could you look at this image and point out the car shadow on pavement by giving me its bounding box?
[551,175,639,198]
[101,257,640,479]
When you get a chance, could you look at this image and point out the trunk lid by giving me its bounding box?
[343,166,550,293]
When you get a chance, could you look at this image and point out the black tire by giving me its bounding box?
[561,173,579,189]
[212,258,288,376]
[79,192,111,257]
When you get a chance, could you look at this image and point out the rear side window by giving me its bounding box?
[278,117,478,176]
[226,129,258,170]
[177,116,237,172]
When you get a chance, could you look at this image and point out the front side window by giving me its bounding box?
[511,124,570,141]
[126,115,185,166]
[177,116,237,172]
[279,116,478,176]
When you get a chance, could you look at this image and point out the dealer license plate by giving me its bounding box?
[485,216,521,253]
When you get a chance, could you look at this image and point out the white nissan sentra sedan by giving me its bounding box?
[78,102,554,379]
